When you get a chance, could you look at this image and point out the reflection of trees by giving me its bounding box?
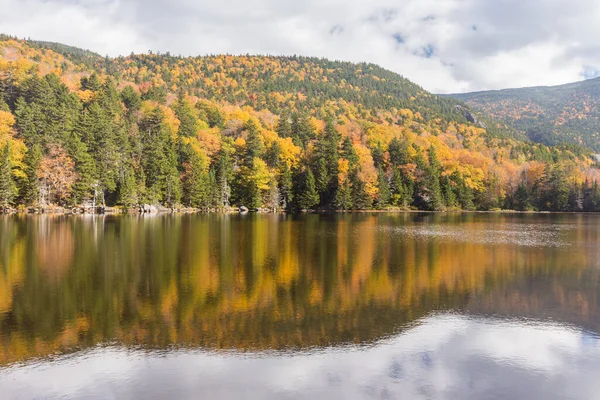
[0,213,598,365]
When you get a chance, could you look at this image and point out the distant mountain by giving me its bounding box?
[449,78,600,150]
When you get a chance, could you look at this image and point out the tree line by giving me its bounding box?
[1,71,599,213]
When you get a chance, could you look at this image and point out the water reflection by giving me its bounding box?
[0,213,599,369]
[1,314,599,400]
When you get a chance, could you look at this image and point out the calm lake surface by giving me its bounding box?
[1,213,600,399]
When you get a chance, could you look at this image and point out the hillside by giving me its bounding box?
[450,78,600,150]
[0,35,599,213]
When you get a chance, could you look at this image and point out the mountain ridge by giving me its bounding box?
[448,76,600,150]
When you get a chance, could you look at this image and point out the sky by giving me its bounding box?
[1,0,600,93]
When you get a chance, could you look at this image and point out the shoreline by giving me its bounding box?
[0,207,597,216]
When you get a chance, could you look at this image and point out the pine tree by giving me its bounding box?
[388,137,410,166]
[174,96,198,138]
[67,132,97,205]
[276,112,292,138]
[22,143,42,206]
[183,148,210,208]
[350,169,371,210]
[0,144,16,209]
[243,119,264,167]
[279,163,294,210]
[514,182,531,211]
[335,178,352,210]
[298,168,319,210]
[120,86,141,112]
[291,113,315,147]
[442,175,456,209]
[117,167,138,209]
[414,151,444,211]
[316,119,340,207]
[390,167,408,208]
[376,167,390,208]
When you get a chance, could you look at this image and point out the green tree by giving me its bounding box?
[243,119,264,167]
[22,143,42,206]
[376,167,390,208]
[276,112,292,138]
[298,168,319,210]
[0,144,16,209]
[183,148,210,208]
[350,170,371,210]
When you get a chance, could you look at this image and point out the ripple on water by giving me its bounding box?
[383,223,572,247]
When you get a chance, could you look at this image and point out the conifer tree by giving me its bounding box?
[67,132,97,205]
[442,175,456,209]
[390,167,407,207]
[335,178,352,210]
[243,119,264,167]
[298,168,319,210]
[117,167,138,209]
[183,148,210,208]
[276,112,292,139]
[22,143,42,206]
[376,167,390,208]
[279,163,294,210]
[350,169,371,210]
[0,144,16,209]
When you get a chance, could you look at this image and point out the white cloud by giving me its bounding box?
[1,0,600,93]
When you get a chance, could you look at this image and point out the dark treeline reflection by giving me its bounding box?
[0,213,599,365]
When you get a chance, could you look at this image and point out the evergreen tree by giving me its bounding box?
[216,150,232,207]
[414,150,444,211]
[243,119,264,167]
[316,119,340,207]
[291,113,315,147]
[174,96,197,138]
[335,178,352,210]
[22,143,42,206]
[514,182,531,211]
[279,163,294,210]
[120,86,141,112]
[546,164,570,211]
[390,167,408,208]
[376,167,390,208]
[183,148,210,208]
[66,132,97,205]
[388,137,410,166]
[298,168,319,210]
[442,175,457,209]
[276,112,292,138]
[117,167,138,209]
[454,173,475,210]
[0,144,16,209]
[350,169,371,210]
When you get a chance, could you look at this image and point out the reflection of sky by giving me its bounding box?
[2,314,600,399]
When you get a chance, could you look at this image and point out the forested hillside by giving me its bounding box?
[450,78,600,151]
[1,35,599,212]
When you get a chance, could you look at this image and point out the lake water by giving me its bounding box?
[1,213,600,399]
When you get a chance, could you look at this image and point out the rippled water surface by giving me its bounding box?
[1,213,600,399]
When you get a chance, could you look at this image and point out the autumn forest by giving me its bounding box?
[1,35,600,213]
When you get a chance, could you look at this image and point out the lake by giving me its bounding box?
[1,213,600,399]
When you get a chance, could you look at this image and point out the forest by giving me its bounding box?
[1,36,600,213]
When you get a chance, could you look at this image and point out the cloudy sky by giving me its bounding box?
[1,0,600,93]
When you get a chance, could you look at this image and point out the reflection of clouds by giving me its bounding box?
[2,314,600,399]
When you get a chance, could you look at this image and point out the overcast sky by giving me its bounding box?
[2,0,600,93]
